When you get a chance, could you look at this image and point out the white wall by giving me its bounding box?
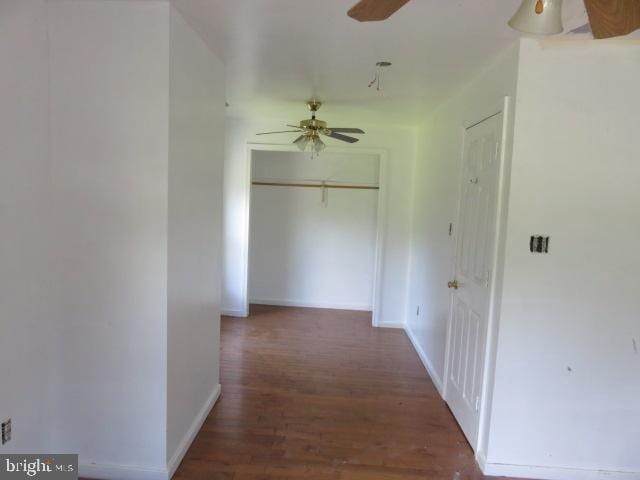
[249,151,379,310]
[0,0,54,455]
[166,4,225,469]
[407,39,640,478]
[484,38,640,478]
[223,118,416,326]
[46,0,170,470]
[1,2,225,478]
[251,150,380,184]
[406,44,520,392]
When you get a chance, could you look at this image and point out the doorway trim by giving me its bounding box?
[240,143,388,327]
[442,96,514,461]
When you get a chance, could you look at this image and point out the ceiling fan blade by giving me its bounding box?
[328,128,365,134]
[584,0,640,39]
[256,130,302,135]
[324,131,360,143]
[347,0,411,22]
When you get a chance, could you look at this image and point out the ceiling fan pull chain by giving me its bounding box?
[368,71,378,88]
[367,68,382,92]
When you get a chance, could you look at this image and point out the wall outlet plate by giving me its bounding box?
[1,419,11,444]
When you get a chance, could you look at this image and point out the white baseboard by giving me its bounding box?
[167,383,222,478]
[221,308,247,317]
[476,451,488,472]
[377,321,404,329]
[480,458,640,480]
[404,325,445,396]
[250,298,372,312]
[79,384,222,480]
[79,461,167,480]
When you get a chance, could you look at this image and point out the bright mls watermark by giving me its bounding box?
[0,455,77,479]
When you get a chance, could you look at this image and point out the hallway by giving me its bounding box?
[174,305,509,480]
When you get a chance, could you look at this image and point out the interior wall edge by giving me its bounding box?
[166,384,222,479]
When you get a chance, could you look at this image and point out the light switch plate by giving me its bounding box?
[530,235,549,253]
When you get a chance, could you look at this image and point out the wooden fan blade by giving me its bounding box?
[329,128,365,134]
[324,131,359,143]
[347,0,411,22]
[584,0,640,39]
[256,130,302,135]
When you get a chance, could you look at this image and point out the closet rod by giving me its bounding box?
[252,181,379,190]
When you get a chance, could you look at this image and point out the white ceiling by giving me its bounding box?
[174,0,587,127]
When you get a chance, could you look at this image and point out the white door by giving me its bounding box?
[445,112,503,450]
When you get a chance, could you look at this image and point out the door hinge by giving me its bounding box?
[475,396,481,412]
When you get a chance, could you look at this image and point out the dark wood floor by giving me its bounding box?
[173,305,513,480]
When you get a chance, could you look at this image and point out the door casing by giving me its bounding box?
[443,96,514,461]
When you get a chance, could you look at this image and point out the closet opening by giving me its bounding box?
[243,145,387,325]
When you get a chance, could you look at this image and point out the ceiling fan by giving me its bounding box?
[347,0,640,40]
[256,101,365,154]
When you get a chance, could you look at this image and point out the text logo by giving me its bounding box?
[0,455,77,479]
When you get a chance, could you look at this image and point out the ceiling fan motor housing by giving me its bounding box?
[300,118,327,131]
[302,100,327,136]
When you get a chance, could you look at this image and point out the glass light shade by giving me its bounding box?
[508,0,563,35]
[312,137,325,153]
[294,135,310,151]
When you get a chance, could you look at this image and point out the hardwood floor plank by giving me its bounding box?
[174,305,526,480]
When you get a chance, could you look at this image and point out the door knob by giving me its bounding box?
[448,280,459,289]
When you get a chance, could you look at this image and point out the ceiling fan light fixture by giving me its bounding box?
[312,137,325,153]
[509,0,563,35]
[294,135,310,151]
